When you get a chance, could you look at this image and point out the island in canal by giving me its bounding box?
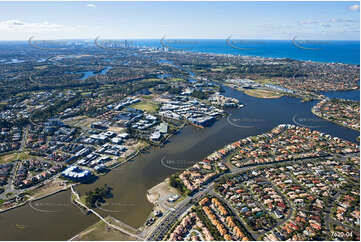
[0,40,359,241]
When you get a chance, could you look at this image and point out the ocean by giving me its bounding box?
[130,39,360,65]
[134,39,360,100]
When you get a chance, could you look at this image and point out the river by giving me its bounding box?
[0,86,359,240]
[320,89,360,101]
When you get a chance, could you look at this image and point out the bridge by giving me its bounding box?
[69,185,144,241]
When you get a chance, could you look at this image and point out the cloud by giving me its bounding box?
[86,4,96,8]
[298,20,319,25]
[0,20,73,33]
[330,18,357,23]
[298,18,358,29]
[349,4,360,12]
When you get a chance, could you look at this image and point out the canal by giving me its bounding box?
[0,86,359,240]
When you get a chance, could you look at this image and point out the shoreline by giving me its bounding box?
[164,43,360,66]
[0,87,357,215]
[0,185,71,214]
[311,106,360,132]
[0,80,359,239]
[0,118,188,217]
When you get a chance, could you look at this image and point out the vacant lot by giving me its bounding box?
[0,152,30,164]
[63,116,97,128]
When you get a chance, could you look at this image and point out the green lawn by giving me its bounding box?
[169,78,186,82]
[80,92,92,96]
[76,218,137,241]
[130,100,160,113]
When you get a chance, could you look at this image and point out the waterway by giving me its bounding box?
[80,66,113,81]
[0,86,359,240]
[320,89,360,101]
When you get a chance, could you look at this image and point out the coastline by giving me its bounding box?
[165,41,360,65]
[0,40,359,240]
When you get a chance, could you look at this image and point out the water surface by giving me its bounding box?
[0,87,359,240]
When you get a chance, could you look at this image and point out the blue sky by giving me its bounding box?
[0,1,359,40]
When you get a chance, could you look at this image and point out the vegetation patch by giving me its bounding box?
[130,100,160,113]
[169,174,191,196]
[75,217,137,241]
[169,78,186,82]
[84,184,112,208]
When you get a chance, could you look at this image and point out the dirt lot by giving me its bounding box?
[63,116,98,128]
[146,177,182,207]
[28,177,68,200]
[0,151,30,164]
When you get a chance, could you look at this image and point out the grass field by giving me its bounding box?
[130,100,160,113]
[0,151,30,164]
[80,92,92,96]
[75,217,137,241]
[168,78,186,82]
[243,88,283,99]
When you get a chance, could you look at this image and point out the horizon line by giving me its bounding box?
[0,38,360,41]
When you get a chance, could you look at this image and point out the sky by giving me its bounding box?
[0,1,359,40]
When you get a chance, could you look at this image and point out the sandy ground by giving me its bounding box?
[146,177,184,217]
[29,177,68,199]
[141,178,184,237]
[147,178,178,204]
[0,153,17,163]
[108,126,126,133]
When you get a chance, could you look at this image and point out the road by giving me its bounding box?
[0,125,29,199]
[209,190,259,240]
[146,154,359,240]
[145,160,293,240]
[145,161,266,240]
[146,183,215,240]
